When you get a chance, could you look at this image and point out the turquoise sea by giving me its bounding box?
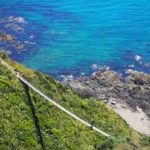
[0,0,150,79]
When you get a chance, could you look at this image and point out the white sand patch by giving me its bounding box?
[113,104,150,135]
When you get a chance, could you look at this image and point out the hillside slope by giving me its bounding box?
[0,54,149,150]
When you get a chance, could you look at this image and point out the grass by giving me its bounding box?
[0,54,149,150]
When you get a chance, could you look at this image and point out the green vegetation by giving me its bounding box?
[0,54,149,149]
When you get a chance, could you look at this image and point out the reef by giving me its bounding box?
[0,33,15,42]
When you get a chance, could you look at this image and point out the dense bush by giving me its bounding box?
[0,56,149,150]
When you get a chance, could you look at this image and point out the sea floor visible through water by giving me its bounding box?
[0,0,150,80]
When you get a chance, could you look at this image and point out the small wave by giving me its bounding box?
[91,64,98,70]
[60,74,74,83]
[24,41,36,45]
[128,64,135,68]
[29,35,34,39]
[134,55,142,61]
[80,72,85,76]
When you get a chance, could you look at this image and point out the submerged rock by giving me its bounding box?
[5,23,23,32]
[67,68,150,118]
[0,33,15,42]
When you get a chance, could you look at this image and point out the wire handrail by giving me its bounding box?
[0,58,110,137]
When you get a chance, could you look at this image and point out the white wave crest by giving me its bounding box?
[134,55,142,61]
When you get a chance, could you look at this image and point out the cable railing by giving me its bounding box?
[0,57,110,137]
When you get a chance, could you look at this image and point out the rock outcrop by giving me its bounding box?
[67,68,150,118]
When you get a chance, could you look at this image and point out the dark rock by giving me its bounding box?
[67,69,150,118]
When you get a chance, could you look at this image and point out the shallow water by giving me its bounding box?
[0,0,150,79]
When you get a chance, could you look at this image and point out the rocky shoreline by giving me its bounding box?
[66,67,150,119]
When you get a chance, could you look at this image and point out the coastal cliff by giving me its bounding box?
[0,55,150,149]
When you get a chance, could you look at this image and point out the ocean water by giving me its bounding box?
[0,0,150,79]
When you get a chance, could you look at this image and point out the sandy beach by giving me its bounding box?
[113,104,150,136]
